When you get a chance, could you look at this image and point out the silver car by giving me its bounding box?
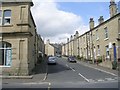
[48,56,56,65]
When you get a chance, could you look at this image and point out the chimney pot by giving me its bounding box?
[98,16,104,24]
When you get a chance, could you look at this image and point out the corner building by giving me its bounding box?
[0,0,38,75]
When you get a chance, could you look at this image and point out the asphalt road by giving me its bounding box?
[2,57,119,90]
[46,57,118,88]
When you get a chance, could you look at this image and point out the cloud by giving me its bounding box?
[31,0,89,43]
[45,33,70,44]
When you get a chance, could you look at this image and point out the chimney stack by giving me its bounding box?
[67,38,69,43]
[89,18,94,30]
[98,16,104,24]
[70,35,73,41]
[109,0,117,17]
[47,39,50,44]
[75,31,79,38]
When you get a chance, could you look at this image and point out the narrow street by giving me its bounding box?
[46,57,118,88]
[2,57,119,90]
[1,0,120,90]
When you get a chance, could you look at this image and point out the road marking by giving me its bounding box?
[48,87,50,90]
[22,82,49,85]
[89,79,95,82]
[48,82,51,90]
[70,67,75,71]
[43,65,48,81]
[77,62,117,77]
[66,64,69,67]
[49,83,51,86]
[78,73,89,82]
[105,78,115,81]
[90,67,117,76]
[97,79,105,82]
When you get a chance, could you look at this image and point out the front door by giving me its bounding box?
[113,43,117,61]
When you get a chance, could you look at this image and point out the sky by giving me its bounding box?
[31,0,119,44]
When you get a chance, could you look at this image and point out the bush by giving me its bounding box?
[77,55,80,59]
[80,57,84,60]
[94,57,102,64]
[97,57,102,63]
[87,59,93,64]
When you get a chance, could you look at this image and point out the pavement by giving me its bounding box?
[77,60,118,76]
[31,57,48,82]
[2,57,48,83]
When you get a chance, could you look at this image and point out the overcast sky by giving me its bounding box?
[31,0,119,44]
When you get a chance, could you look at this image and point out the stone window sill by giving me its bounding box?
[104,38,109,41]
[0,25,13,27]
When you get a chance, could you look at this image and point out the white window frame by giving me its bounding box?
[3,10,11,25]
[96,29,99,40]
[0,10,2,25]
[0,43,12,67]
[104,27,108,39]
[106,45,109,59]
[97,45,100,56]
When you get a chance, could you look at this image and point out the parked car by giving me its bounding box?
[68,56,77,63]
[48,56,57,65]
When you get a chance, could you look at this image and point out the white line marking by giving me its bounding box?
[78,73,89,82]
[97,79,105,82]
[90,67,117,76]
[43,72,48,81]
[105,78,115,81]
[43,65,48,81]
[49,83,51,86]
[77,62,117,76]
[48,87,50,90]
[89,79,95,82]
[22,82,49,85]
[66,64,69,67]
[70,67,75,71]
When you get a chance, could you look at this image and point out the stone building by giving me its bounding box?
[36,34,45,64]
[62,0,120,69]
[0,0,44,75]
[45,39,55,56]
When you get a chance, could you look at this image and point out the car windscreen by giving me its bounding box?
[49,57,55,60]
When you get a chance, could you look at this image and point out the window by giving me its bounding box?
[97,45,100,56]
[106,45,109,58]
[96,30,99,40]
[0,41,12,66]
[0,10,2,25]
[104,27,108,39]
[83,37,85,44]
[3,10,11,25]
